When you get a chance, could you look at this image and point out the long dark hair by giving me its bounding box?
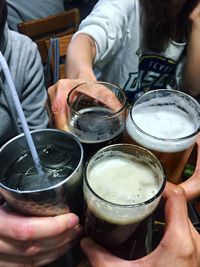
[140,0,198,52]
[0,0,7,35]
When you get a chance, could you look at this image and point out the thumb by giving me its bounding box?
[160,183,193,251]
[52,105,70,132]
[80,238,131,267]
[47,80,70,131]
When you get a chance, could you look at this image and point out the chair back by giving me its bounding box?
[18,8,80,64]
[45,34,73,86]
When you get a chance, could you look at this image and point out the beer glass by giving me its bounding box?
[126,89,200,184]
[67,81,127,160]
[83,144,166,260]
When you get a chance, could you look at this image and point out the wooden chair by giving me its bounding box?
[45,34,73,83]
[18,8,80,64]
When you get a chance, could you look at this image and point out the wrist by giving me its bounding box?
[67,63,96,81]
[77,71,97,81]
[189,18,200,32]
[187,22,200,44]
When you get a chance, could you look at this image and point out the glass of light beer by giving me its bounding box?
[67,81,127,160]
[83,144,166,260]
[126,89,200,184]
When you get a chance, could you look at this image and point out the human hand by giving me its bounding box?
[47,79,123,132]
[188,0,200,29]
[0,203,82,266]
[47,79,86,131]
[80,183,200,267]
[180,133,200,200]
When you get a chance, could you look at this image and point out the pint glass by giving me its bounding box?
[67,81,127,160]
[83,144,166,260]
[126,89,200,184]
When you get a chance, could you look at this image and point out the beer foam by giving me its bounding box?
[84,155,162,224]
[126,106,197,152]
[88,156,158,204]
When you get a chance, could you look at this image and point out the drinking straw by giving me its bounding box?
[0,52,44,176]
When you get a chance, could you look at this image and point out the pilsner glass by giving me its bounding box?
[83,144,166,260]
[67,81,127,160]
[126,89,200,184]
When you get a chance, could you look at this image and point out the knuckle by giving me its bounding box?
[57,79,67,89]
[59,78,65,84]
[47,84,55,95]
[180,245,196,260]
[47,85,53,93]
[172,186,186,198]
[23,243,40,257]
[168,184,186,199]
[12,221,34,241]
[51,102,61,113]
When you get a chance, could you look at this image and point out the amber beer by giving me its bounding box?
[83,144,165,260]
[126,89,200,184]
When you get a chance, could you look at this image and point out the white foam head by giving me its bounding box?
[84,149,164,225]
[126,94,199,152]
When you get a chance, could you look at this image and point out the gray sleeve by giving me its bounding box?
[20,43,49,130]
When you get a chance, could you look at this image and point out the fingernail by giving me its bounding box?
[66,213,79,228]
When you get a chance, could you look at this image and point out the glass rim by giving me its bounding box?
[67,81,127,118]
[84,143,166,208]
[0,129,84,194]
[130,89,200,142]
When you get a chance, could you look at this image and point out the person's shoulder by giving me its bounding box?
[96,0,137,9]
[8,29,37,51]
[6,29,41,68]
[82,0,137,21]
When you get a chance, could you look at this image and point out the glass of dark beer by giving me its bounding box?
[67,81,127,160]
[83,144,166,260]
[126,89,200,184]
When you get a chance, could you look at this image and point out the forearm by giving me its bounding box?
[66,33,97,81]
[183,20,200,96]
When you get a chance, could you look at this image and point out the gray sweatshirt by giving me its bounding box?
[0,25,49,145]
[7,0,65,31]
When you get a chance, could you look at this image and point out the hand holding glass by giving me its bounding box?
[126,89,200,184]
[67,81,127,159]
[83,144,166,260]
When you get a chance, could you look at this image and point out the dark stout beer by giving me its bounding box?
[83,144,165,259]
[67,81,127,161]
[69,106,124,159]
